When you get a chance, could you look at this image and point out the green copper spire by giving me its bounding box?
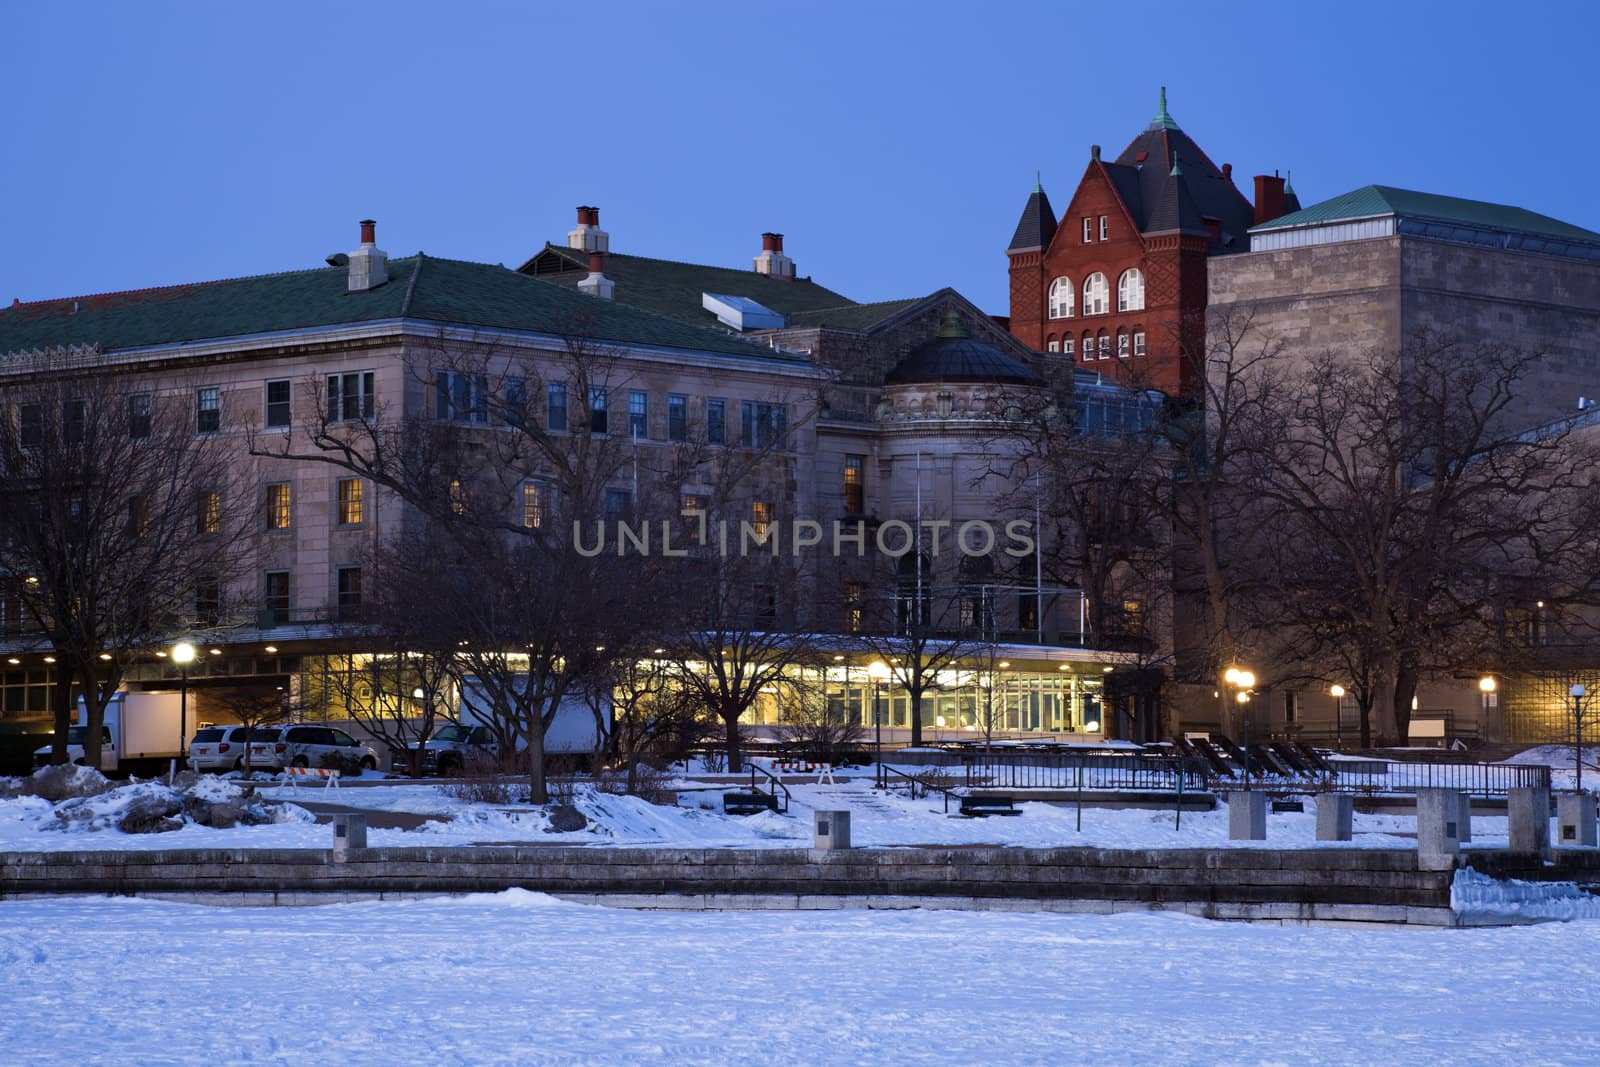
[1150,85,1179,130]
[1284,169,1295,195]
[1033,170,1042,194]
[1169,153,1182,177]
[937,308,968,339]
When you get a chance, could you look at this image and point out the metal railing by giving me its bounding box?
[958,752,1210,793]
[1315,760,1551,797]
[875,763,963,814]
[747,763,791,813]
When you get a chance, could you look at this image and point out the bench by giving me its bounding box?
[959,795,1021,817]
[722,791,778,816]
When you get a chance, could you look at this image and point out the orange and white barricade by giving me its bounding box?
[280,766,341,790]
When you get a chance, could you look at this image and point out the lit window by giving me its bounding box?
[449,479,466,515]
[1099,215,1109,241]
[196,387,221,435]
[523,482,543,529]
[752,500,772,541]
[1062,338,1074,357]
[846,581,866,632]
[1083,273,1109,315]
[327,372,376,423]
[843,455,865,514]
[1117,268,1145,312]
[337,478,364,525]
[682,494,705,544]
[197,491,221,535]
[1117,330,1129,358]
[1133,330,1146,357]
[1046,339,1060,353]
[1047,276,1074,319]
[1082,217,1093,243]
[265,380,291,429]
[1097,331,1110,360]
[266,483,291,530]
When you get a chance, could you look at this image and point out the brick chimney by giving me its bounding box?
[1253,173,1287,226]
[577,249,613,300]
[348,219,388,292]
[753,232,794,280]
[568,205,610,253]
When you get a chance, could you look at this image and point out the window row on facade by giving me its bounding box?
[1046,269,1145,320]
[1043,328,1146,361]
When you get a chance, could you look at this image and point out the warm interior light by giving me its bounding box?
[832,655,845,662]
[1058,664,1070,671]
[264,645,278,654]
[652,647,665,655]
[98,653,112,662]
[1102,666,1114,673]
[5,658,18,665]
[43,656,56,664]
[1330,684,1346,698]
[1478,677,1497,693]
[209,648,222,656]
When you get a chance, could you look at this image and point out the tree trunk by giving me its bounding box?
[527,713,548,805]
[49,665,73,765]
[82,681,107,772]
[907,681,924,749]
[1392,662,1419,746]
[1358,698,1373,749]
[723,712,743,774]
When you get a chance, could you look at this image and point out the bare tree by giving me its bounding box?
[207,687,290,777]
[0,359,244,767]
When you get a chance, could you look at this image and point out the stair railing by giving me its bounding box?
[749,762,791,813]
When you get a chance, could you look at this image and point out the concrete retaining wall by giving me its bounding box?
[0,845,1461,924]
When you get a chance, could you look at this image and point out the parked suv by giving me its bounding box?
[187,726,283,773]
[390,724,499,776]
[249,725,381,775]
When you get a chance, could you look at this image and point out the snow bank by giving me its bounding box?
[1452,867,1600,922]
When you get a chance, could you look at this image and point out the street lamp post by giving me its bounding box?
[171,641,197,759]
[1330,685,1346,749]
[1224,667,1256,787]
[1572,683,1589,795]
[868,660,890,785]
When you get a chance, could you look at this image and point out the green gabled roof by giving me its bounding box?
[520,243,855,328]
[787,298,926,331]
[1250,184,1600,243]
[0,254,793,362]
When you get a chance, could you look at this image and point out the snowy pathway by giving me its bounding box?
[0,892,1595,1065]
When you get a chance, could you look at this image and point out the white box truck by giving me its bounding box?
[33,691,186,775]
[395,680,611,776]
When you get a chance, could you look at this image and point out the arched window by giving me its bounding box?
[1047,277,1075,319]
[1083,272,1109,315]
[1117,268,1145,312]
[1116,329,1129,358]
[1096,329,1110,360]
[1081,332,1094,362]
[1046,336,1059,353]
[1062,337,1075,358]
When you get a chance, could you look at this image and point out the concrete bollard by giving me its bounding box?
[1457,793,1473,844]
[1556,794,1598,848]
[1315,794,1354,841]
[1227,791,1266,841]
[813,810,851,850]
[1507,787,1551,854]
[332,813,367,861]
[1415,789,1462,870]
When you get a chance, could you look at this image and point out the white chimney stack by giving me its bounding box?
[568,205,610,253]
[578,250,613,300]
[753,232,794,280]
[348,219,388,292]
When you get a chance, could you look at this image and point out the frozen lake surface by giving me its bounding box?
[2,891,1596,1065]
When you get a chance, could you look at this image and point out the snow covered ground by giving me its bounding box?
[0,771,1454,853]
[2,891,1598,1065]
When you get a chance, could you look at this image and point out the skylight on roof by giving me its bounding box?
[702,292,785,332]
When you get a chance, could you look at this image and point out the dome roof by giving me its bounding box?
[884,310,1041,386]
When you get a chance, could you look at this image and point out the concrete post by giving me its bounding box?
[1227,791,1266,841]
[1556,794,1598,848]
[1415,789,1461,870]
[813,810,851,850]
[332,813,367,861]
[1315,794,1353,841]
[1457,793,1473,844]
[1507,787,1551,854]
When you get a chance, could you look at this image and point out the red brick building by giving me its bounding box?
[1006,90,1295,396]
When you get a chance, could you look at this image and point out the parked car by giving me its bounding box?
[249,725,381,775]
[390,724,499,777]
[187,726,282,773]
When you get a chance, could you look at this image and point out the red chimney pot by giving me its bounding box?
[359,219,376,244]
[762,232,783,253]
[588,251,606,274]
[1252,175,1286,226]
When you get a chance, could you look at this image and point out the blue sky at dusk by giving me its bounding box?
[3,1,1594,316]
